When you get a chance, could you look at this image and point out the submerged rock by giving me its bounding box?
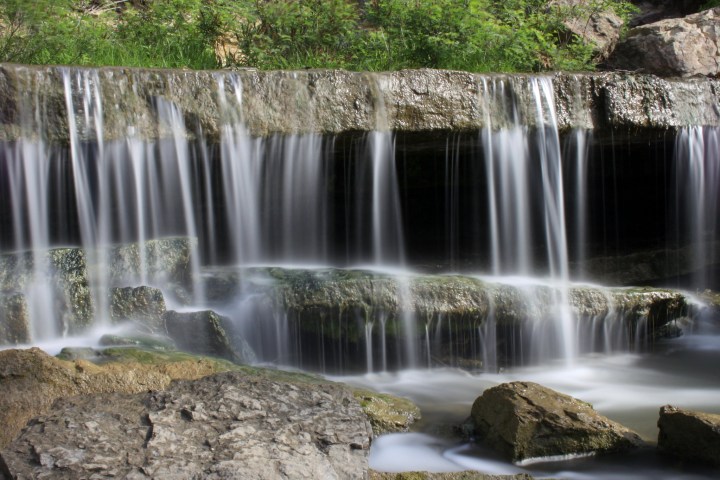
[163,309,256,364]
[470,381,644,462]
[657,405,720,466]
[0,371,373,479]
[609,7,720,77]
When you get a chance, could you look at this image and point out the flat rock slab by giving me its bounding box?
[658,405,720,467]
[470,381,644,462]
[0,371,372,479]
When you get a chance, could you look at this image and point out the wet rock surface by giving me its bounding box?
[0,293,29,345]
[110,286,167,330]
[163,309,257,364]
[470,381,644,462]
[0,371,373,479]
[609,7,720,77]
[657,405,720,466]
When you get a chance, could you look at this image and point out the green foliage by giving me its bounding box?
[702,0,720,9]
[0,0,638,73]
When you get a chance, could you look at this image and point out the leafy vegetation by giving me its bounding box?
[0,0,638,72]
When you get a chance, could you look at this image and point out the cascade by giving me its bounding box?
[0,66,715,374]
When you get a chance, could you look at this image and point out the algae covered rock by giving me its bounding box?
[109,286,167,330]
[106,237,196,287]
[0,371,373,479]
[354,389,421,435]
[470,381,644,462]
[657,405,720,466]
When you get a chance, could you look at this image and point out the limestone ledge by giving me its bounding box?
[1,64,719,143]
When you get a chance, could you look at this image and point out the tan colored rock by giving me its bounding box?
[657,405,720,466]
[470,381,644,462]
[609,7,720,77]
[0,347,233,449]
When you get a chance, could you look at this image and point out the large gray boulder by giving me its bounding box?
[609,7,720,77]
[657,405,720,466]
[470,381,644,462]
[0,371,372,479]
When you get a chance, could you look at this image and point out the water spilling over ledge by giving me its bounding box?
[0,63,718,374]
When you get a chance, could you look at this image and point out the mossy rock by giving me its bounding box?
[354,389,421,435]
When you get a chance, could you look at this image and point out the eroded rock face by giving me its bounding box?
[0,371,373,479]
[552,0,624,61]
[609,7,720,77]
[657,405,720,466]
[470,381,644,462]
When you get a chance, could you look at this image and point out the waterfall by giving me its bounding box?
[0,66,709,375]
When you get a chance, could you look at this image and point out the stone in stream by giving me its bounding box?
[657,405,720,466]
[0,371,373,479]
[470,381,644,462]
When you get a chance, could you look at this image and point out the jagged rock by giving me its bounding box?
[609,7,720,77]
[110,285,167,330]
[470,381,645,462]
[628,1,707,27]
[0,347,236,449]
[0,371,373,479]
[0,293,30,344]
[163,310,256,364]
[657,405,720,466]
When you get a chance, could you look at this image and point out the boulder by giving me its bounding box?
[163,309,256,364]
[0,347,237,449]
[0,293,30,345]
[470,381,644,462]
[354,389,421,435]
[0,371,372,479]
[552,0,624,61]
[657,405,720,466]
[609,7,720,77]
[109,285,167,330]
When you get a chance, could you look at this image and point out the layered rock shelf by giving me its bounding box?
[1,64,719,143]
